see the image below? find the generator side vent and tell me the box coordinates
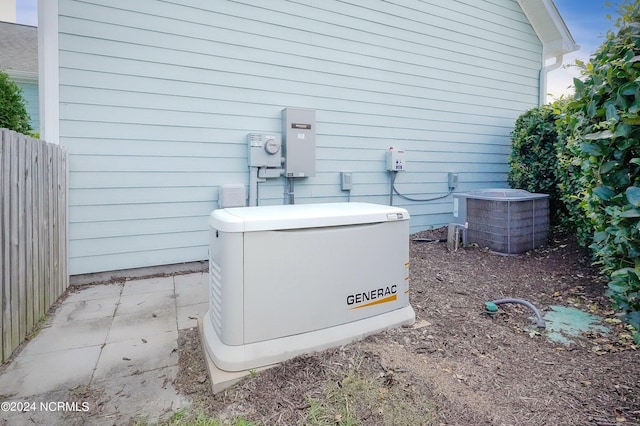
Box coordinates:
[209,255,223,335]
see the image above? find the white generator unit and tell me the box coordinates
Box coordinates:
[203,202,415,371]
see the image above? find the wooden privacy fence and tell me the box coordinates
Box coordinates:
[0,129,68,363]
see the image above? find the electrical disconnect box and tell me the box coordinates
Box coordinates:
[282,108,316,177]
[386,148,406,171]
[248,133,282,168]
[341,171,353,191]
[448,172,459,190]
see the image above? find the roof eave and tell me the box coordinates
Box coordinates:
[518,0,580,59]
[5,69,38,83]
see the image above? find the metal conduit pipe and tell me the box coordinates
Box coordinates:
[486,298,546,329]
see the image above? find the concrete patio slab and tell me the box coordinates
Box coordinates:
[175,283,208,307]
[50,296,120,324]
[114,289,176,316]
[0,272,210,425]
[0,388,81,426]
[63,283,123,303]
[106,307,177,343]
[0,346,101,398]
[93,330,179,380]
[121,276,175,296]
[174,271,207,288]
[20,315,112,356]
[177,302,208,330]
[91,365,189,425]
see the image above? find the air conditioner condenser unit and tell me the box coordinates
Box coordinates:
[202,202,415,372]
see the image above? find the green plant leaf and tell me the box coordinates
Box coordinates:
[612,123,632,138]
[626,186,640,206]
[580,142,603,155]
[600,161,618,173]
[623,311,640,337]
[593,186,616,201]
[612,268,633,279]
[609,281,630,294]
[620,208,640,218]
[619,81,638,95]
[606,103,620,120]
[584,130,614,140]
[574,77,585,94]
[610,168,631,187]
[594,231,609,242]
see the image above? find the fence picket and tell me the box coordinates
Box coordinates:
[9,132,19,353]
[25,138,34,334]
[0,129,68,362]
[1,131,12,361]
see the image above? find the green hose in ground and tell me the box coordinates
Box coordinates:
[484,298,546,328]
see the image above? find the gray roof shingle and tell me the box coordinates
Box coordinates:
[0,21,37,74]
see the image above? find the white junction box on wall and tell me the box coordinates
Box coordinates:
[386,148,406,171]
[203,202,415,372]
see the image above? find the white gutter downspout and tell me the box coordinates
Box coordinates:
[38,0,60,144]
[539,53,564,105]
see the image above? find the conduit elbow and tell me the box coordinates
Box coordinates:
[485,298,546,329]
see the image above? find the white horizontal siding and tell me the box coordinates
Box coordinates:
[69,201,214,222]
[59,0,543,274]
[69,245,207,275]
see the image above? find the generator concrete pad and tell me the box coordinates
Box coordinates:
[197,317,277,394]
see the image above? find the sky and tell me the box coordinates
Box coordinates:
[547,0,618,101]
[12,0,619,102]
[15,0,36,26]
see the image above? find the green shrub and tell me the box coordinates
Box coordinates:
[510,2,640,341]
[0,69,32,134]
[508,103,564,224]
[555,102,595,246]
[562,1,640,340]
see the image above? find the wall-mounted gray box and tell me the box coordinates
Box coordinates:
[248,133,282,168]
[282,108,316,177]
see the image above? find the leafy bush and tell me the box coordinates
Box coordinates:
[509,2,640,341]
[555,102,595,246]
[0,69,32,134]
[508,104,564,224]
[562,1,640,340]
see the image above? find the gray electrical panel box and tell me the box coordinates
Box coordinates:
[448,172,459,190]
[341,171,353,191]
[248,133,282,168]
[282,108,316,177]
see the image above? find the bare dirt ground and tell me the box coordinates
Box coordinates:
[174,230,640,426]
